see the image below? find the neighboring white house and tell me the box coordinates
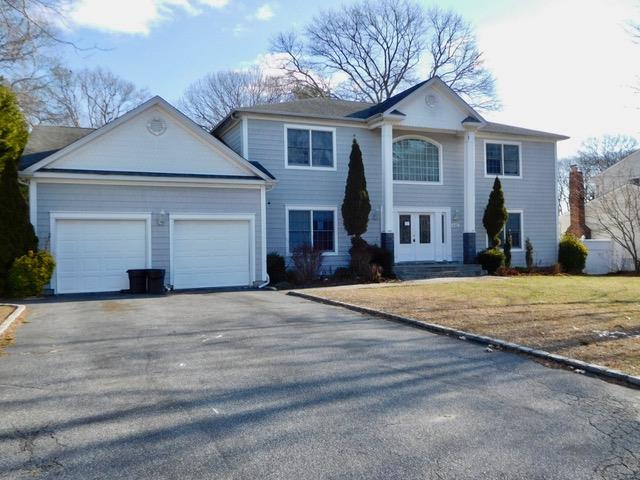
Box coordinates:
[20,77,568,294]
[561,150,640,273]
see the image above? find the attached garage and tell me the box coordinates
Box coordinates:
[51,213,151,294]
[170,215,255,289]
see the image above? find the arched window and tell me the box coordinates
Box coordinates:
[393,137,441,183]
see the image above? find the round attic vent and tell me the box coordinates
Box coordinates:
[425,94,437,109]
[147,117,167,136]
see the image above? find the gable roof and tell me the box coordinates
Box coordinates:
[216,77,568,141]
[593,149,640,180]
[21,97,275,182]
[20,126,95,170]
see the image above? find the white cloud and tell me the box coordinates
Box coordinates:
[65,0,229,35]
[254,4,274,21]
[476,0,640,157]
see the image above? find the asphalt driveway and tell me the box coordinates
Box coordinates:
[1,291,639,479]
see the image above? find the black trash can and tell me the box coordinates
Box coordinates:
[127,269,147,294]
[146,269,166,295]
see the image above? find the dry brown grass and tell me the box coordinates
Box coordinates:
[0,306,26,355]
[307,276,640,376]
[0,305,15,322]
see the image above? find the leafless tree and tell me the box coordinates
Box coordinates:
[425,7,498,110]
[179,66,291,130]
[38,66,149,128]
[270,0,497,109]
[558,135,639,207]
[591,183,640,273]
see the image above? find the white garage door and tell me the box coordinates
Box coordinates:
[172,219,252,289]
[55,218,148,294]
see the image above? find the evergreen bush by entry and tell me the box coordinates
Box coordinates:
[8,250,55,298]
[477,248,505,274]
[341,138,371,239]
[558,234,588,274]
[482,177,508,248]
[267,252,287,284]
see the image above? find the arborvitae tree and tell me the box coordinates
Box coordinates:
[0,87,37,294]
[341,138,371,239]
[0,86,28,173]
[482,177,508,248]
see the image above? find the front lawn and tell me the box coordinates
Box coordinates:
[306,276,640,376]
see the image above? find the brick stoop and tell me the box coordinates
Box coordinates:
[393,261,485,280]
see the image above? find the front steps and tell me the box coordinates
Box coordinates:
[393,261,485,281]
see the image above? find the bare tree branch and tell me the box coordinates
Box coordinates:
[269,0,498,109]
[179,66,292,130]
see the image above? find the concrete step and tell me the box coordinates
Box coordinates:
[393,262,485,281]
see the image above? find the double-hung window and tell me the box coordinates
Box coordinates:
[285,125,336,169]
[287,208,337,254]
[485,142,521,177]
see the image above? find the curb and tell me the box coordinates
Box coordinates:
[0,304,26,338]
[288,290,640,389]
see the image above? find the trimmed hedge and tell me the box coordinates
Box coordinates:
[267,252,287,284]
[558,234,588,274]
[8,250,55,298]
[477,248,505,274]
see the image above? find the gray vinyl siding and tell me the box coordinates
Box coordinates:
[475,139,558,267]
[247,118,382,273]
[36,183,264,285]
[393,130,465,262]
[219,122,243,156]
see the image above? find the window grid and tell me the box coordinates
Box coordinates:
[494,212,523,249]
[393,138,440,182]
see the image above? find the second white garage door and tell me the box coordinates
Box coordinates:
[171,217,253,289]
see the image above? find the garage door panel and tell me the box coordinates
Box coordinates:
[173,219,251,289]
[55,219,148,294]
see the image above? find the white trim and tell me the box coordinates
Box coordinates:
[392,206,453,261]
[49,212,152,294]
[28,180,37,230]
[241,117,249,159]
[463,129,477,233]
[284,205,339,256]
[483,140,523,179]
[381,123,394,233]
[283,124,337,171]
[477,133,560,144]
[27,174,268,189]
[392,134,444,185]
[260,186,267,282]
[169,213,256,288]
[24,96,272,182]
[485,209,525,251]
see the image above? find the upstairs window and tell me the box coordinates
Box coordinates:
[486,142,521,177]
[393,137,441,183]
[285,125,335,169]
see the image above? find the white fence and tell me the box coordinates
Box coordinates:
[583,239,614,274]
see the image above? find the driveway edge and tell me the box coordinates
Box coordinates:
[0,304,26,337]
[288,290,640,389]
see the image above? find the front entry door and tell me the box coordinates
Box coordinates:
[396,213,435,262]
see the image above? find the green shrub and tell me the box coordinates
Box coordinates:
[558,234,588,274]
[349,237,372,279]
[7,250,55,297]
[477,248,505,274]
[525,237,534,270]
[368,244,393,278]
[267,252,287,284]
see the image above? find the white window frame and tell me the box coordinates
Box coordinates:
[392,135,444,185]
[485,209,524,251]
[483,140,522,179]
[284,124,337,171]
[285,205,339,256]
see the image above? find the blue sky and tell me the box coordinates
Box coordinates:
[60,0,640,157]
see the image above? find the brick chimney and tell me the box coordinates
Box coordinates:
[566,165,591,238]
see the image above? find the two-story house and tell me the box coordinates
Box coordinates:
[20,77,568,294]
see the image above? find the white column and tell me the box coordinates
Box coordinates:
[381,123,394,233]
[463,129,476,233]
[29,179,37,230]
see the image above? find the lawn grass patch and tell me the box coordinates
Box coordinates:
[306,276,640,376]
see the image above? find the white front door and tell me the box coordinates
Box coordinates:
[395,211,449,262]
